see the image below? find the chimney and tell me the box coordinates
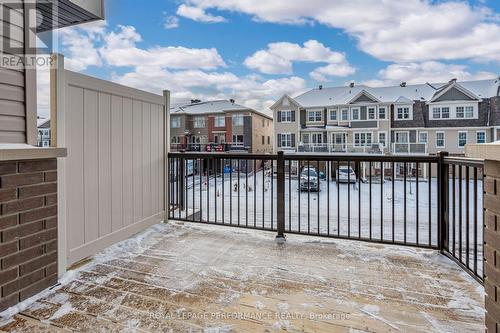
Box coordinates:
[319,85,323,90]
[449,78,457,83]
[349,82,354,88]
[229,99,235,104]
[400,82,407,87]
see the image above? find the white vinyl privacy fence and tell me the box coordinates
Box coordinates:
[51,54,168,273]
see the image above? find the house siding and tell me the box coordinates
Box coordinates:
[0,2,29,144]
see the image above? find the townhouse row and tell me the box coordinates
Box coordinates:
[271,78,500,156]
[169,100,273,154]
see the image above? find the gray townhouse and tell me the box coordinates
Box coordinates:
[271,78,500,156]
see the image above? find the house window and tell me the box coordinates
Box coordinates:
[329,109,337,121]
[395,132,409,143]
[341,109,349,121]
[432,107,441,119]
[232,134,243,143]
[171,117,180,128]
[378,132,386,147]
[267,136,270,145]
[280,110,292,122]
[368,107,376,120]
[436,132,445,148]
[280,133,293,147]
[232,114,244,126]
[378,107,386,120]
[419,132,428,144]
[308,110,322,122]
[214,115,225,127]
[311,133,323,144]
[441,107,450,119]
[456,107,464,118]
[397,107,410,120]
[476,131,486,144]
[262,136,265,144]
[351,108,360,120]
[193,116,205,128]
[465,106,474,118]
[458,131,467,147]
[354,132,372,147]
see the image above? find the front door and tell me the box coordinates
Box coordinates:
[332,133,346,151]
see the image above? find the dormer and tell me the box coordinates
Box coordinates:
[348,90,380,104]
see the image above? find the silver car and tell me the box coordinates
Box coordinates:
[300,167,320,192]
[337,166,357,183]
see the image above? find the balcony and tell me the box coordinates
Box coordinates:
[170,143,250,153]
[298,143,385,154]
[392,143,428,154]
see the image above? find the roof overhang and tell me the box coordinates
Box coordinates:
[36,0,105,32]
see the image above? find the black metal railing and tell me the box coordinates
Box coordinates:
[442,156,484,283]
[168,151,484,283]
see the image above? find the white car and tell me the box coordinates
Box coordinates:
[337,166,356,183]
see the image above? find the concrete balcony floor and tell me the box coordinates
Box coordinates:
[0,222,484,332]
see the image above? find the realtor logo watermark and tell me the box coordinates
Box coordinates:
[1,0,57,70]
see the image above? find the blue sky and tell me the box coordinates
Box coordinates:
[38,0,500,116]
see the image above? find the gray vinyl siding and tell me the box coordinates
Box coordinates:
[434,87,474,102]
[0,2,27,143]
[351,121,378,128]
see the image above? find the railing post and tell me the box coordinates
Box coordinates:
[438,151,449,252]
[179,154,185,211]
[276,151,286,243]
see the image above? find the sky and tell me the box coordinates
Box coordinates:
[37,0,500,119]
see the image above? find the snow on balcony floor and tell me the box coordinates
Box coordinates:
[0,222,484,332]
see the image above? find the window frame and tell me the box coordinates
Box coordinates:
[279,110,292,123]
[280,133,293,148]
[436,131,445,148]
[193,116,206,128]
[458,131,468,148]
[396,106,411,120]
[232,114,244,126]
[351,107,360,121]
[171,116,181,128]
[307,110,323,122]
[419,131,428,144]
[329,109,337,121]
[378,131,387,147]
[341,108,349,121]
[214,115,225,127]
[354,132,373,147]
[378,107,386,120]
[476,130,486,144]
[368,107,376,120]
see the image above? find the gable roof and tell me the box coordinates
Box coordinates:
[290,78,500,108]
[171,100,272,119]
[347,90,381,104]
[430,81,481,102]
[37,119,50,129]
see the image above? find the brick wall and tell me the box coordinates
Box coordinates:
[0,159,58,312]
[485,159,500,332]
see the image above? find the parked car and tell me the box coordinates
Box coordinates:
[300,167,320,192]
[337,166,357,183]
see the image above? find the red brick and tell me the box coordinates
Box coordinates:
[19,274,57,301]
[1,197,44,215]
[0,188,16,202]
[45,217,57,229]
[0,292,18,312]
[0,241,17,257]
[18,160,56,173]
[46,240,57,253]
[0,163,16,176]
[0,267,17,285]
[2,245,44,270]
[44,171,57,182]
[0,215,17,229]
[45,193,57,206]
[2,220,44,242]
[0,173,44,189]
[19,252,57,276]
[19,205,57,224]
[19,228,57,250]
[2,268,44,297]
[18,183,57,199]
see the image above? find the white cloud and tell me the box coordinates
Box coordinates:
[164,14,180,29]
[244,40,355,81]
[176,4,226,23]
[180,0,500,63]
[377,62,497,85]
